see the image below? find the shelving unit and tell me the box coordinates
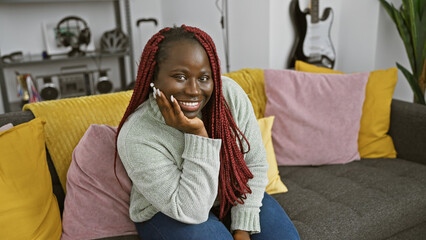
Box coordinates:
[0,0,135,112]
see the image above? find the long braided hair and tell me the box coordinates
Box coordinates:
[116,25,253,220]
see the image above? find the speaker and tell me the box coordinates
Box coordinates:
[40,77,59,100]
[96,71,113,94]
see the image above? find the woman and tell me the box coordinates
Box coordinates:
[116,25,299,240]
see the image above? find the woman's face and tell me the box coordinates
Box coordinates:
[154,40,214,119]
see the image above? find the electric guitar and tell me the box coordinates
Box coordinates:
[288,0,336,69]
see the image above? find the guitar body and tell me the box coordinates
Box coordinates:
[288,0,335,69]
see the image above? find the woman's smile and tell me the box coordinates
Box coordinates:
[178,100,202,112]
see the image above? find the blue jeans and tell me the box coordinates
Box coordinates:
[134,193,300,240]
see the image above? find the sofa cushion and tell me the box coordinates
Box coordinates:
[0,123,13,131]
[273,158,426,240]
[295,60,398,159]
[0,118,62,240]
[0,110,65,215]
[264,69,369,165]
[61,124,138,240]
[223,68,266,119]
[257,116,288,194]
[23,91,133,192]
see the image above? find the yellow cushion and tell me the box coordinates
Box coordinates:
[23,91,133,191]
[295,60,344,74]
[0,118,62,240]
[257,116,288,194]
[224,68,266,119]
[295,60,397,158]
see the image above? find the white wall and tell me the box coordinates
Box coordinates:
[269,0,292,69]
[333,0,381,72]
[131,0,270,73]
[374,0,413,102]
[159,0,228,71]
[128,0,162,69]
[227,0,270,71]
[0,0,413,113]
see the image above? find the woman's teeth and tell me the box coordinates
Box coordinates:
[180,101,199,106]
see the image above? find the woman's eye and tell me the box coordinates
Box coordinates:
[199,75,210,81]
[174,75,186,81]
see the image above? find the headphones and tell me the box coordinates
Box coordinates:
[56,16,91,47]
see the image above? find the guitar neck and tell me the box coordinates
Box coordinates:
[311,0,319,23]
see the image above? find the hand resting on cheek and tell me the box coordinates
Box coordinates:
[153,86,208,138]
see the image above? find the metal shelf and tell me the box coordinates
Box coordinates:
[0,0,114,3]
[1,51,129,67]
[0,0,134,113]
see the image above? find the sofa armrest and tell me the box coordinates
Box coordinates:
[0,110,35,126]
[389,99,426,165]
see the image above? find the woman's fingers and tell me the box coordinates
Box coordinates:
[156,89,183,120]
[155,89,174,119]
[156,89,186,125]
[170,95,183,116]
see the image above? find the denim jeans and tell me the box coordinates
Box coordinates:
[134,193,300,240]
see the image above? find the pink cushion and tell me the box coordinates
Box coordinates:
[0,123,13,132]
[264,69,369,165]
[61,124,137,239]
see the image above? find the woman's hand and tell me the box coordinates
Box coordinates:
[155,89,208,138]
[233,230,250,240]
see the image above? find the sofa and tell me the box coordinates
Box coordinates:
[1,67,426,240]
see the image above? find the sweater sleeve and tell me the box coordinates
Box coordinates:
[222,76,269,234]
[118,128,222,224]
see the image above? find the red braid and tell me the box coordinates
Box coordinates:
[113,28,168,186]
[117,28,169,133]
[115,25,253,221]
[184,26,253,219]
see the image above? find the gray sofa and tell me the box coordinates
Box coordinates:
[1,99,425,240]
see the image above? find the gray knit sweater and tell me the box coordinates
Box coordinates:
[117,76,268,233]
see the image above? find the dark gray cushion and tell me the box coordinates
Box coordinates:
[273,158,426,240]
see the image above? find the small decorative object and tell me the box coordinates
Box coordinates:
[1,51,23,63]
[16,73,41,105]
[41,51,50,60]
[100,28,129,53]
[380,0,426,104]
